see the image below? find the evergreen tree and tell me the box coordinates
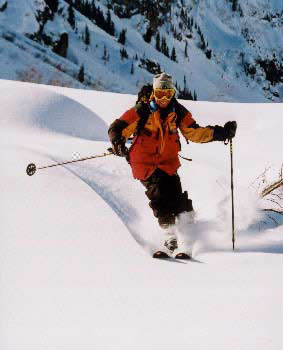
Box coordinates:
[178,86,193,100]
[194,90,197,101]
[85,25,90,46]
[232,0,237,12]
[185,40,188,57]
[155,32,161,51]
[53,33,69,58]
[161,36,169,57]
[45,0,58,14]
[175,81,179,91]
[95,6,105,29]
[106,8,111,25]
[180,8,185,21]
[130,62,134,75]
[67,5,75,30]
[38,5,52,23]
[118,29,127,45]
[165,44,169,57]
[0,1,7,12]
[78,64,84,83]
[143,27,153,43]
[161,37,166,55]
[120,47,129,60]
[205,49,212,59]
[170,47,177,62]
[102,45,108,63]
[106,9,115,36]
[187,17,191,31]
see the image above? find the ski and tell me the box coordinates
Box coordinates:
[153,250,196,262]
[152,251,171,259]
[174,252,191,260]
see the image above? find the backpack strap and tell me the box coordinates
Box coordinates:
[134,102,151,136]
[134,83,154,136]
[174,99,190,126]
[126,102,151,158]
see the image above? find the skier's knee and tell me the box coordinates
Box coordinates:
[145,185,160,201]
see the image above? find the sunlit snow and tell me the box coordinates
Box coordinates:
[0,80,282,349]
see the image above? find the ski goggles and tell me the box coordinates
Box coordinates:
[154,88,175,100]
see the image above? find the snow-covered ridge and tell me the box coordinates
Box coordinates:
[0,0,282,102]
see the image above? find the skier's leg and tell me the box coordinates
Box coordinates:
[140,169,185,252]
[175,190,195,224]
[175,191,196,256]
[140,168,182,226]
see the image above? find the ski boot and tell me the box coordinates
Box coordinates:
[157,215,178,255]
[164,227,178,254]
[164,235,178,253]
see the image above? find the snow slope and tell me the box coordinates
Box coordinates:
[0,80,283,349]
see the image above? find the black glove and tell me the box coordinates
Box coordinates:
[213,121,237,141]
[111,137,128,157]
[224,121,237,139]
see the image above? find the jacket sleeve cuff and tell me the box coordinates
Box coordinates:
[108,119,129,143]
[212,125,227,141]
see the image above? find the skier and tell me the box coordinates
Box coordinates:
[108,72,237,257]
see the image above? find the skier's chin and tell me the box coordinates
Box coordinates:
[156,99,171,108]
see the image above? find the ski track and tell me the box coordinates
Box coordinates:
[57,160,151,251]
[46,154,205,259]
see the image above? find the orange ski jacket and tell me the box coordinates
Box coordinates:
[109,100,215,180]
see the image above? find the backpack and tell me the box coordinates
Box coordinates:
[136,83,153,104]
[135,84,153,135]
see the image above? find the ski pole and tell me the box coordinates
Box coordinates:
[179,154,192,162]
[26,148,114,176]
[229,138,236,251]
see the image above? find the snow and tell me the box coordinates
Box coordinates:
[0,79,283,348]
[0,0,44,34]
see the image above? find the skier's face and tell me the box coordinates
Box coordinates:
[154,88,175,108]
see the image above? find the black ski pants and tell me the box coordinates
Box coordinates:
[140,168,193,227]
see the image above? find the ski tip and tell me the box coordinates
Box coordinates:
[174,252,191,260]
[153,251,170,259]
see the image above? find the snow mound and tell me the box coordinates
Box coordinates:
[0,81,108,141]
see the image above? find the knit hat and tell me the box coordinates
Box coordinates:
[153,73,175,90]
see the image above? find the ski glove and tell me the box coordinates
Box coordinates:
[213,121,237,142]
[111,137,128,157]
[224,121,237,139]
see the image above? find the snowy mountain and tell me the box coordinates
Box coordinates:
[0,0,282,102]
[1,79,283,349]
